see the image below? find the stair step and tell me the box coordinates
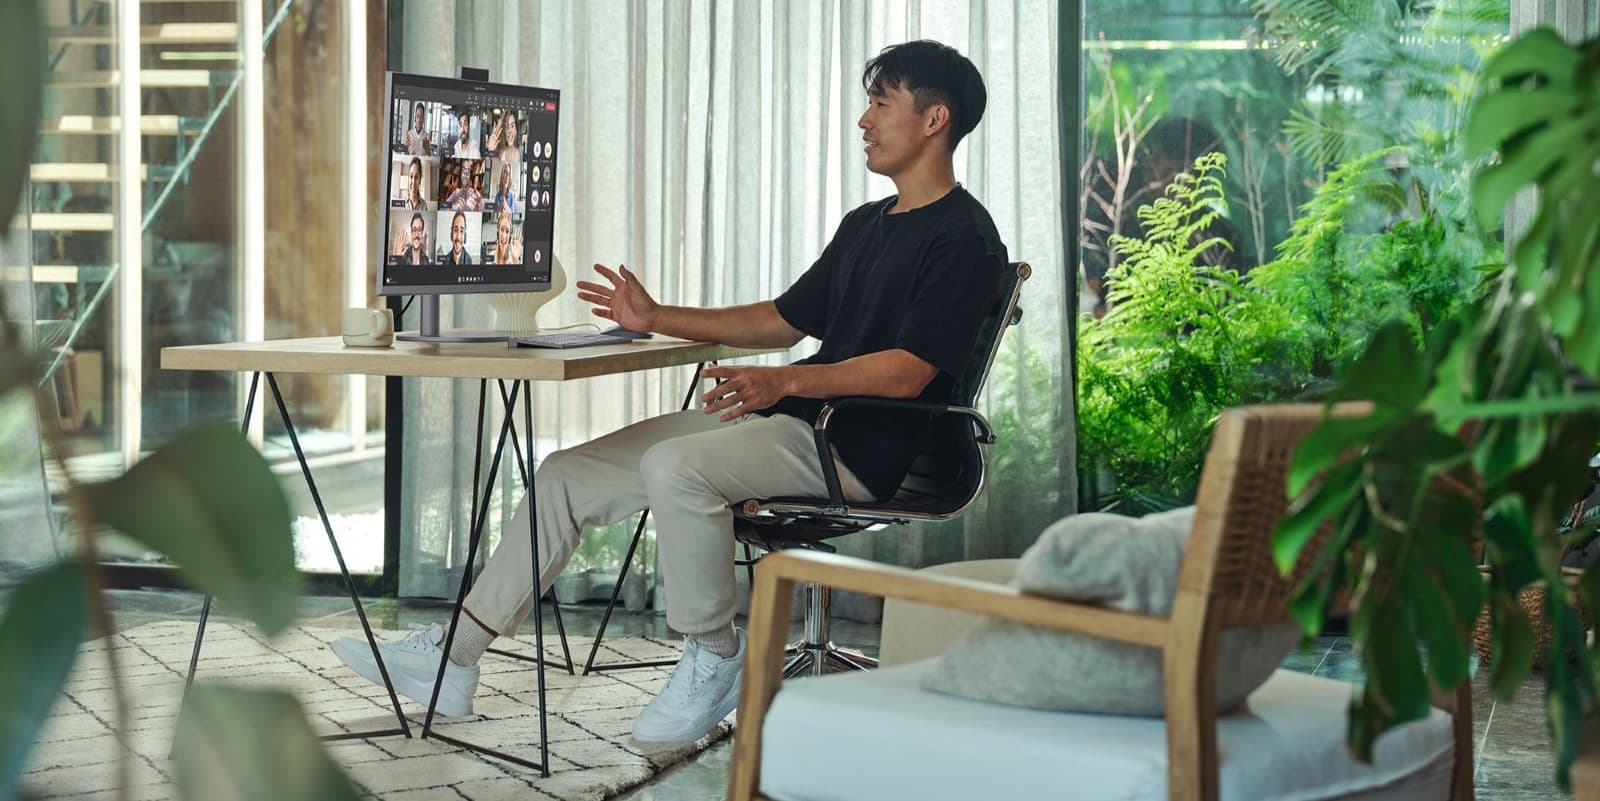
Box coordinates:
[0,265,113,284]
[31,163,153,182]
[31,213,115,232]
[46,23,239,45]
[42,115,183,136]
[48,70,220,89]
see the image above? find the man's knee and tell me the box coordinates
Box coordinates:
[639,439,703,494]
[535,447,577,487]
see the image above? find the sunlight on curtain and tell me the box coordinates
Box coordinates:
[394,1,1074,616]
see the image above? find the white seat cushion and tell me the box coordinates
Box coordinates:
[759,662,1454,801]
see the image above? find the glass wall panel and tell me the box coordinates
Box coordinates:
[1077,0,1508,512]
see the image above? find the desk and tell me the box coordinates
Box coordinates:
[162,335,774,774]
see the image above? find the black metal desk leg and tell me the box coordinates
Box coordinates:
[266,373,412,740]
[421,381,551,774]
[581,362,707,674]
[484,379,574,674]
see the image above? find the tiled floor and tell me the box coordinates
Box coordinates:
[15,588,1570,800]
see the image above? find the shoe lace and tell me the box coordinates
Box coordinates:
[661,640,723,706]
[395,623,442,653]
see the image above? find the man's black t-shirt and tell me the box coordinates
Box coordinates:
[762,185,1008,500]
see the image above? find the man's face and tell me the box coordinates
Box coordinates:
[452,215,466,249]
[410,219,425,250]
[408,163,421,196]
[413,104,425,132]
[459,115,471,144]
[857,83,939,177]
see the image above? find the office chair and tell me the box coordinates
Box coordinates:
[733,261,1030,677]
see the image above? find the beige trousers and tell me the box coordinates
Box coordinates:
[462,410,874,636]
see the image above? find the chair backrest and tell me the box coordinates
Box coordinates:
[1176,403,1366,629]
[887,261,1029,515]
[953,261,1030,408]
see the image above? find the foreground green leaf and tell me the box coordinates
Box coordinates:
[1274,460,1362,575]
[0,0,42,234]
[84,422,300,636]
[1286,410,1396,498]
[174,686,362,801]
[0,562,89,798]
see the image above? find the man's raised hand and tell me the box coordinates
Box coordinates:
[577,264,660,333]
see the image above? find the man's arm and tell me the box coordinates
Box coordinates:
[700,350,937,422]
[650,301,805,350]
[576,264,805,349]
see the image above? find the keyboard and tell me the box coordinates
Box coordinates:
[509,329,650,349]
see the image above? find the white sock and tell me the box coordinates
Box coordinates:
[448,615,496,667]
[688,624,739,658]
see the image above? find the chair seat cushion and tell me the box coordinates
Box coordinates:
[759,662,1454,801]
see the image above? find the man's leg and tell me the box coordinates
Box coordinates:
[631,413,873,743]
[331,409,724,715]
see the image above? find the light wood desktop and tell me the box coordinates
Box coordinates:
[160,334,776,381]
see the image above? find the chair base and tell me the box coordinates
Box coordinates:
[783,641,879,678]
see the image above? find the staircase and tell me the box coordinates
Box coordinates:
[24,0,289,470]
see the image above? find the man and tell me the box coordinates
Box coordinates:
[397,213,430,265]
[448,109,480,159]
[442,211,473,266]
[403,101,432,155]
[334,40,1005,746]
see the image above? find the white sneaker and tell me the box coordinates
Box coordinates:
[331,623,480,717]
[632,629,744,745]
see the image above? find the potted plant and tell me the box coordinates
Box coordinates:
[1273,27,1600,790]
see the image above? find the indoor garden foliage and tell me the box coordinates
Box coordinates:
[1077,0,1502,512]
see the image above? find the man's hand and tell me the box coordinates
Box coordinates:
[701,365,792,422]
[577,264,661,332]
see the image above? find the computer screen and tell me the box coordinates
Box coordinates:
[377,72,559,295]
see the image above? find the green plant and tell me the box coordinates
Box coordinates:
[1077,152,1269,510]
[0,4,360,799]
[1274,28,1600,789]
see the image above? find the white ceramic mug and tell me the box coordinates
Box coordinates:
[341,307,394,348]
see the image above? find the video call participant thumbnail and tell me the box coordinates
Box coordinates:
[391,155,437,211]
[401,100,433,156]
[446,107,480,160]
[438,210,481,266]
[389,210,433,265]
[485,109,524,170]
[490,160,521,214]
[439,157,485,211]
[483,210,523,265]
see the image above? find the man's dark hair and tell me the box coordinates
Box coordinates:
[861,40,987,149]
[453,210,467,227]
[410,212,425,228]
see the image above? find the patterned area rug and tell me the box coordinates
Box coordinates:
[24,621,729,801]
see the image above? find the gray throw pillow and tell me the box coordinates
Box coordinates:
[921,506,1300,716]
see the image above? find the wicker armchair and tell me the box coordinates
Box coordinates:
[729,403,1475,801]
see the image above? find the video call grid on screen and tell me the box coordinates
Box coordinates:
[379,72,559,293]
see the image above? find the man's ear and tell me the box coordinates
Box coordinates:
[922,104,952,141]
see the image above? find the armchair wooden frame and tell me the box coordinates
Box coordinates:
[729,403,1475,801]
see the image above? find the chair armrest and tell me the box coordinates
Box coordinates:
[764,550,1167,645]
[808,396,996,507]
[728,550,1169,801]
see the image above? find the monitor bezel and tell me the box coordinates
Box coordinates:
[376,71,558,297]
